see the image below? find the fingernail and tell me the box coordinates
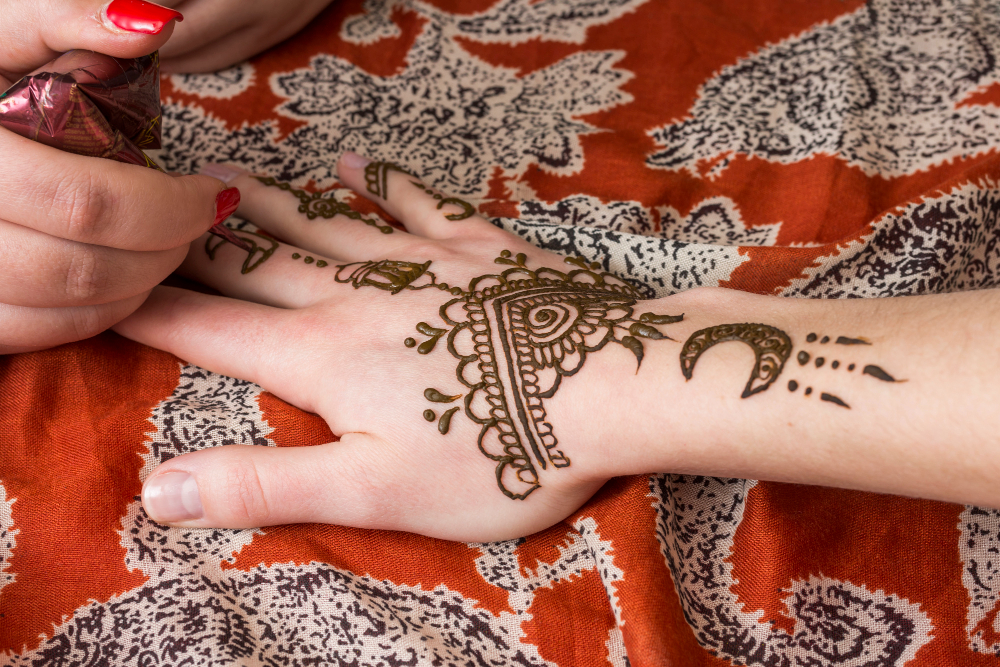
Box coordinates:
[200,163,244,184]
[214,187,241,226]
[341,152,372,169]
[105,0,183,35]
[143,471,203,523]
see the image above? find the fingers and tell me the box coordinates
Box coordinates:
[138,432,604,540]
[337,153,489,240]
[0,0,181,79]
[0,291,149,354]
[199,163,414,261]
[0,127,233,251]
[139,435,396,530]
[0,218,187,307]
[158,0,333,73]
[177,231,339,309]
[114,284,297,382]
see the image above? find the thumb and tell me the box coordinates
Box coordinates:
[0,0,182,78]
[140,435,395,531]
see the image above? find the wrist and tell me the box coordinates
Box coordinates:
[546,286,760,481]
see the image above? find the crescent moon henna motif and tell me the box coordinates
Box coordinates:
[680,323,793,398]
[409,180,477,221]
[334,250,683,500]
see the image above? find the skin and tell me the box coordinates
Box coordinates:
[155,0,336,72]
[114,153,1000,542]
[0,0,233,353]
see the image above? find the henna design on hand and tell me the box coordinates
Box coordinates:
[752,333,906,410]
[255,176,394,234]
[291,253,329,267]
[334,250,682,500]
[364,161,413,200]
[362,162,476,220]
[205,229,278,274]
[680,324,793,398]
[409,180,476,221]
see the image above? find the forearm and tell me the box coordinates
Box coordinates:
[550,287,1000,507]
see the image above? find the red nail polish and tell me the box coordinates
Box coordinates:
[209,187,252,251]
[106,0,183,35]
[214,187,241,226]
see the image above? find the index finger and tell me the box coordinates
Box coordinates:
[0,126,235,250]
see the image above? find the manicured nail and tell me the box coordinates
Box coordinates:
[200,163,244,184]
[209,187,252,251]
[105,0,183,35]
[214,187,241,226]
[341,152,371,169]
[143,471,203,523]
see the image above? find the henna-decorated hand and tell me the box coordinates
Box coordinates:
[115,153,1000,537]
[115,153,693,541]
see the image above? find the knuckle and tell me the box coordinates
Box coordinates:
[68,304,110,341]
[221,457,271,525]
[63,246,111,302]
[406,239,449,262]
[53,172,112,241]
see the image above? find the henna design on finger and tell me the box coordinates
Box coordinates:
[334,250,682,500]
[364,161,413,201]
[254,176,394,234]
[409,180,476,221]
[205,229,278,274]
[291,253,329,268]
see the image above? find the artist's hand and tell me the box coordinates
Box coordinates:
[113,153,693,541]
[155,0,335,73]
[0,0,239,353]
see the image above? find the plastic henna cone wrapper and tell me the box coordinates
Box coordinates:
[0,50,250,251]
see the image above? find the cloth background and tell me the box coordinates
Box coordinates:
[2,0,1000,664]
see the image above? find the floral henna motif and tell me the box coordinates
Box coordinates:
[334,250,682,499]
[255,176,394,234]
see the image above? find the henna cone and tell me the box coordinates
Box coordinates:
[0,50,249,250]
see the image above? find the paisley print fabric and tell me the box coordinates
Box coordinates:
[2,1,999,664]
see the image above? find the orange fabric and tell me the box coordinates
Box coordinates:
[3,0,1000,664]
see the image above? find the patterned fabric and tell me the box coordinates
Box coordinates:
[2,0,1000,664]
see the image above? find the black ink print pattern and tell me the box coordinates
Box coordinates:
[651,475,933,666]
[648,0,1000,178]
